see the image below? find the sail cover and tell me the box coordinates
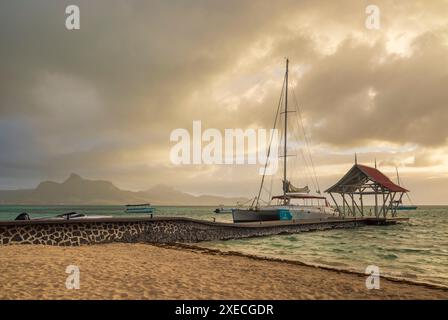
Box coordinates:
[283,180,310,193]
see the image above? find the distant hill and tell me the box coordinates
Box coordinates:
[0,173,248,206]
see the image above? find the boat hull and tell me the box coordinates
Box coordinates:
[125,208,154,213]
[232,206,335,223]
[395,205,418,211]
[214,208,234,214]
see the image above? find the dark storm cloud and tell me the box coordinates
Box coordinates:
[294,31,448,147]
[0,0,448,203]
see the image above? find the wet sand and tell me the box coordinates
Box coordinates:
[0,243,447,299]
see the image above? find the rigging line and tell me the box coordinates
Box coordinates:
[405,192,414,205]
[292,90,320,192]
[255,74,286,208]
[290,117,316,191]
[270,117,283,202]
[291,102,315,190]
[267,107,284,201]
[266,122,280,205]
[267,168,274,204]
[291,90,317,185]
[295,145,315,190]
[396,170,415,206]
[292,114,316,190]
[258,198,271,205]
[238,197,255,207]
[292,88,321,193]
[399,174,415,205]
[299,148,317,191]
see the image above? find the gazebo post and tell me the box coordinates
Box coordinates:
[329,193,341,217]
[387,192,396,216]
[374,185,379,218]
[360,192,364,217]
[351,194,356,217]
[342,194,354,216]
[393,192,404,217]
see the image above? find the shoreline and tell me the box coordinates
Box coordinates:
[1,242,447,299]
[174,243,448,291]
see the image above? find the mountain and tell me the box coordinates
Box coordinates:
[137,185,249,206]
[0,173,248,206]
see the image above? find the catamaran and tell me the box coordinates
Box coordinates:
[232,59,336,223]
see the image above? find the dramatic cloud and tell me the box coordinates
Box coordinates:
[0,0,447,203]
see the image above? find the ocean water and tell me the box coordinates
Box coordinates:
[0,205,447,287]
[199,207,448,287]
[0,205,231,223]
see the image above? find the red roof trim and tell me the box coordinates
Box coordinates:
[356,164,409,192]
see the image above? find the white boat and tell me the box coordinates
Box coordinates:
[233,59,336,223]
[214,206,234,214]
[125,203,154,214]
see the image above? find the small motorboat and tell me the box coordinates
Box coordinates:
[214,206,234,214]
[395,205,418,211]
[125,203,154,214]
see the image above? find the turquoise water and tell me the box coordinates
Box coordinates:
[0,205,447,287]
[198,207,448,287]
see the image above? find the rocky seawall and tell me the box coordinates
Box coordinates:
[0,216,390,246]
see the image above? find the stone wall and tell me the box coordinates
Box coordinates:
[0,217,367,246]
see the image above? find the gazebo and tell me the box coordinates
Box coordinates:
[325,162,408,218]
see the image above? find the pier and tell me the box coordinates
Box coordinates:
[0,216,408,246]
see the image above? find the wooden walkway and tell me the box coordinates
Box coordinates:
[235,216,409,227]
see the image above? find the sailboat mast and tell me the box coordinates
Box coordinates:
[283,58,289,200]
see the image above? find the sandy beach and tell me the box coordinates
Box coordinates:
[0,243,447,300]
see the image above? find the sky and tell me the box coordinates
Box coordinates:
[0,0,448,204]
